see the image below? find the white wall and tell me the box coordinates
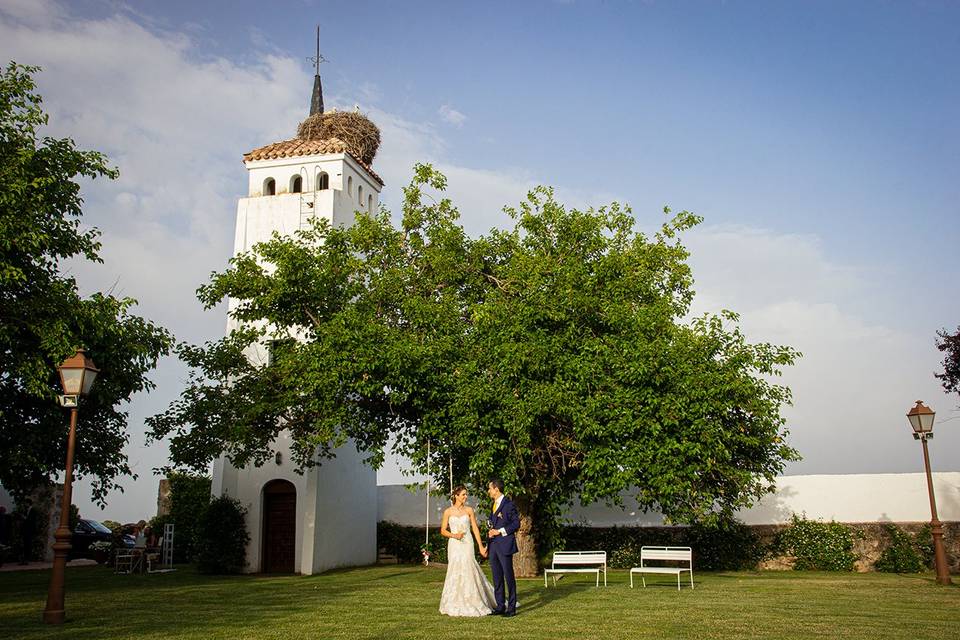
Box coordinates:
[377,472,960,527]
[214,435,377,574]
[213,431,309,573]
[244,154,380,214]
[301,443,378,574]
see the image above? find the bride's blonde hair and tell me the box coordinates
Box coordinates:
[450,484,467,503]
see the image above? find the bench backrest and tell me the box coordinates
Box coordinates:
[640,546,692,567]
[552,550,607,567]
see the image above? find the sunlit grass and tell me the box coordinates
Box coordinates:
[1,564,956,639]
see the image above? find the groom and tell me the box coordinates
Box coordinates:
[486,478,519,617]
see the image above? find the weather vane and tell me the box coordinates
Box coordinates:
[307,25,327,76]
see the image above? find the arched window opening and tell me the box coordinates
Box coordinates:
[347,176,353,197]
[357,185,364,207]
[291,175,302,193]
[263,178,276,196]
[367,194,373,211]
[316,171,329,190]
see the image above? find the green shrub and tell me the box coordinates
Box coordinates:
[776,514,857,571]
[558,521,764,571]
[378,520,769,571]
[195,496,248,574]
[167,473,212,563]
[560,525,676,569]
[687,518,764,570]
[874,524,925,573]
[913,524,935,569]
[377,521,449,564]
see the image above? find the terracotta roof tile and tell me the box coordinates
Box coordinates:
[243,137,384,185]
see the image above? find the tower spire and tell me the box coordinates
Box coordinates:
[308,25,325,116]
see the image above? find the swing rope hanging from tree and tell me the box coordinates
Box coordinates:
[422,439,454,566]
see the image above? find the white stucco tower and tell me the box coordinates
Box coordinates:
[210,63,382,575]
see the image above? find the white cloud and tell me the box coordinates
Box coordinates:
[0,0,58,25]
[438,103,467,127]
[686,227,957,476]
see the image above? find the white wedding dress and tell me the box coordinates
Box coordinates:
[439,513,498,617]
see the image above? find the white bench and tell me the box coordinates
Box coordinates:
[630,546,694,591]
[544,551,607,587]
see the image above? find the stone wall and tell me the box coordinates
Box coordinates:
[753,521,960,573]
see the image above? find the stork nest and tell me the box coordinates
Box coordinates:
[296,110,381,165]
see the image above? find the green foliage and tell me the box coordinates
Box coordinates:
[10,501,48,561]
[101,518,127,549]
[380,520,764,571]
[561,521,764,570]
[0,62,172,505]
[686,518,765,571]
[101,519,121,532]
[874,524,926,573]
[166,473,211,563]
[776,514,857,571]
[377,521,449,564]
[562,525,675,569]
[150,162,799,568]
[914,524,935,568]
[195,495,248,574]
[68,503,80,531]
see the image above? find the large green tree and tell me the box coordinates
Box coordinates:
[935,326,960,404]
[0,63,172,504]
[149,164,799,575]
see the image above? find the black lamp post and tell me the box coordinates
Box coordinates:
[43,349,98,624]
[906,400,952,586]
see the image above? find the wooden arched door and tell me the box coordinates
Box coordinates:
[262,479,296,573]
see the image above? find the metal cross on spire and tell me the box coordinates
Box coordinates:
[307,25,326,116]
[306,25,327,75]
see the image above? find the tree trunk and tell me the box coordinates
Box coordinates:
[512,500,538,578]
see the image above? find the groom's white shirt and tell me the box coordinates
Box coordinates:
[493,496,507,537]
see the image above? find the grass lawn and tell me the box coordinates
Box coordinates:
[1,564,957,639]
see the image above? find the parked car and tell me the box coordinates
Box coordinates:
[70,519,114,561]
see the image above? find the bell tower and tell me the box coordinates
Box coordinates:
[211,35,381,575]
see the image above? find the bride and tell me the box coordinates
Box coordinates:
[438,485,497,617]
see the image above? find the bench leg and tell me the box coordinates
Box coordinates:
[690,570,694,590]
[677,573,681,591]
[544,571,547,588]
[603,566,607,587]
[630,572,634,588]
[642,575,646,588]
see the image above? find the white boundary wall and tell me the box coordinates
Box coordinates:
[377,472,960,527]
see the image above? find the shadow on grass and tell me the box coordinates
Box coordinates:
[0,564,390,639]
[516,585,576,613]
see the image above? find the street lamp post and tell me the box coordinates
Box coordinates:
[906,400,952,586]
[43,349,98,625]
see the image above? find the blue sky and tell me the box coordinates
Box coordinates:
[1,0,958,522]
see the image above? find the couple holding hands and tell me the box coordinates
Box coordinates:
[438,479,519,617]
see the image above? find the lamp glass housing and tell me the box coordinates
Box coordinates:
[57,350,99,397]
[59,369,84,396]
[906,401,935,434]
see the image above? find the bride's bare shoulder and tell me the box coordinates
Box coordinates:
[465,506,476,514]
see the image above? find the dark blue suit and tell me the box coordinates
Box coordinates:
[488,497,520,613]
